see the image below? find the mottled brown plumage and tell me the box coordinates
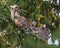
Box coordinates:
[10,5,50,42]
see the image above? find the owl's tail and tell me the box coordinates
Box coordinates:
[29,26,50,42]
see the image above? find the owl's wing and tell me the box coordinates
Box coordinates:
[14,15,50,42]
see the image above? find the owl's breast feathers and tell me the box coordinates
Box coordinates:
[14,14,32,27]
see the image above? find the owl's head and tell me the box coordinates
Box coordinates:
[10,5,19,12]
[10,5,19,21]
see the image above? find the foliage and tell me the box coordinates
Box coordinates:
[0,0,60,48]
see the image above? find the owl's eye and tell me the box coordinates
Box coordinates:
[15,7,17,8]
[12,8,13,10]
